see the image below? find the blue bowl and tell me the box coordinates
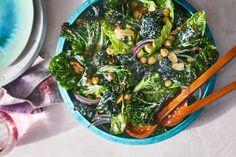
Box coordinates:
[56,0,217,145]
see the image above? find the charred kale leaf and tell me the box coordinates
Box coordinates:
[97,65,134,92]
[174,4,191,27]
[48,52,84,90]
[103,0,139,28]
[140,10,164,39]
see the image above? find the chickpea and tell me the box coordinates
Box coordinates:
[144,44,153,53]
[157,53,164,61]
[70,61,84,74]
[140,57,148,64]
[86,79,93,86]
[171,27,181,35]
[137,50,144,58]
[168,52,178,63]
[160,48,170,57]
[148,5,156,12]
[92,76,99,85]
[172,62,185,71]
[164,39,172,47]
[167,35,175,41]
[124,94,132,101]
[115,93,124,104]
[163,8,170,17]
[133,10,142,19]
[148,56,157,65]
[164,80,172,87]
[163,16,169,24]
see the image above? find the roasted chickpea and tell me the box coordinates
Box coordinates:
[164,39,172,47]
[163,16,169,24]
[144,44,153,53]
[157,53,164,61]
[124,94,132,101]
[133,10,142,19]
[92,76,99,85]
[137,50,144,58]
[160,48,170,57]
[86,79,93,86]
[172,62,185,71]
[168,52,178,63]
[163,8,170,17]
[167,35,175,41]
[140,57,148,64]
[164,80,172,87]
[148,56,157,65]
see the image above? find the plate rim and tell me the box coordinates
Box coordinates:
[0,0,47,86]
[0,0,34,71]
[56,0,217,145]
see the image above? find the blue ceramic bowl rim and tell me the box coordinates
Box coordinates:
[56,0,217,145]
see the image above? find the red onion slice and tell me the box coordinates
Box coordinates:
[74,94,100,105]
[132,39,155,56]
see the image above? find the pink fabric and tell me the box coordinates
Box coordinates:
[0,58,63,114]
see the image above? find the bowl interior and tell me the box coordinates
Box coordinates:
[56,0,217,145]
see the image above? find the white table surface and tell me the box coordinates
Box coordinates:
[7,0,236,157]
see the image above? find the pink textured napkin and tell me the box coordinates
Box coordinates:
[0,57,63,114]
[0,57,63,155]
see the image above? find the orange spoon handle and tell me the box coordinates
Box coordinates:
[187,81,236,115]
[158,46,236,121]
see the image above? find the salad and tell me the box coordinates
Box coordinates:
[49,0,219,137]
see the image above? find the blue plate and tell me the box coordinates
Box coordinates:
[0,0,34,72]
[56,0,217,145]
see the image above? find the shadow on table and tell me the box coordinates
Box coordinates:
[17,103,79,146]
[189,69,236,129]
[190,95,235,129]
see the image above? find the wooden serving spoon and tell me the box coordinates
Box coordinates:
[125,46,236,138]
[162,81,236,127]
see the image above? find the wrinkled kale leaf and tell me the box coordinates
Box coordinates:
[125,95,161,126]
[73,100,97,120]
[48,52,84,90]
[140,10,164,39]
[101,19,134,55]
[96,92,119,116]
[172,11,207,47]
[110,101,127,134]
[152,0,175,52]
[76,85,109,99]
[103,0,139,28]
[174,3,191,27]
[97,65,134,92]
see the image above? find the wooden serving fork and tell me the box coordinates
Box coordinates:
[125,46,236,138]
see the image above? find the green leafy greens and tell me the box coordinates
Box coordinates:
[49,0,219,137]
